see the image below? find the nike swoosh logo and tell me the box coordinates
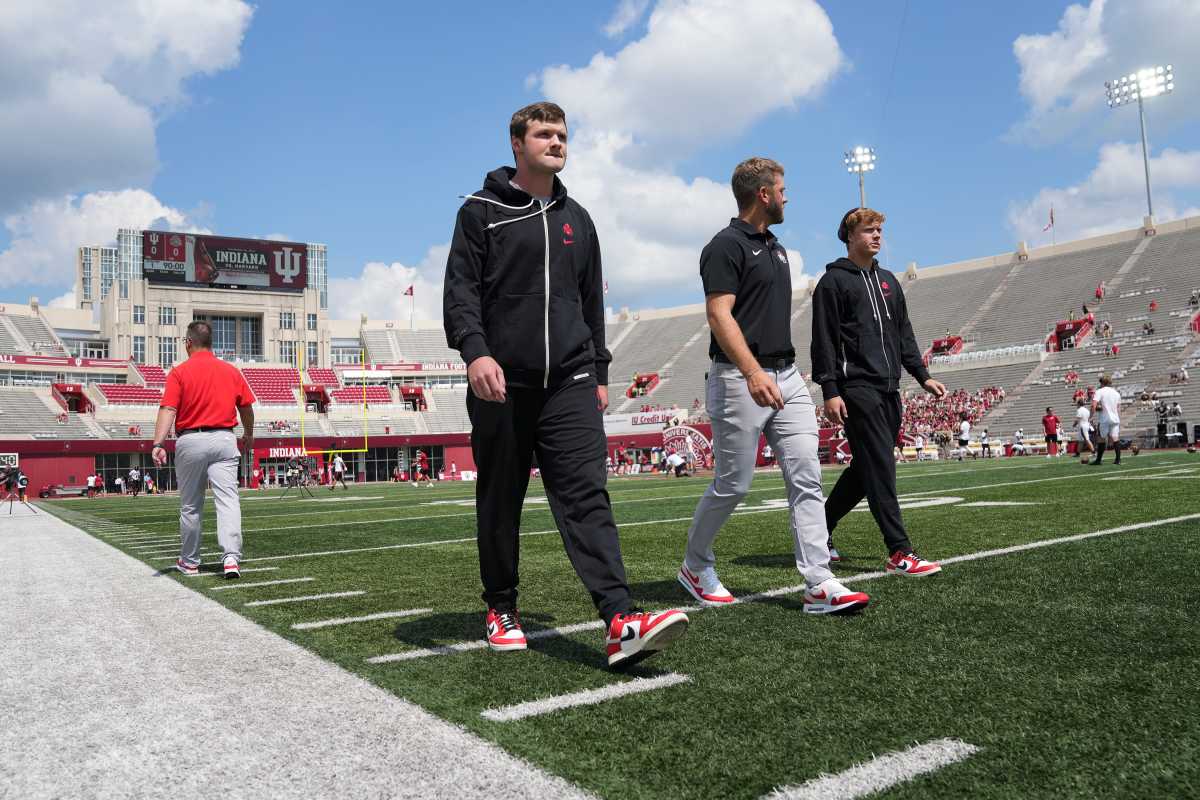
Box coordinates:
[621,625,637,642]
[752,249,763,256]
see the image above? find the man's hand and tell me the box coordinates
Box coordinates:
[922,378,946,398]
[240,434,254,453]
[824,396,849,426]
[467,356,507,403]
[596,385,609,412]
[152,445,167,467]
[747,369,784,410]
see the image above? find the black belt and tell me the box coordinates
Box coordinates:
[714,353,794,371]
[177,426,235,436]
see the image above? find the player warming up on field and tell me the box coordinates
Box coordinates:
[812,208,945,576]
[329,453,349,490]
[678,158,868,615]
[1090,375,1123,465]
[443,101,688,668]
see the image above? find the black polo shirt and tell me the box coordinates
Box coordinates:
[700,218,795,361]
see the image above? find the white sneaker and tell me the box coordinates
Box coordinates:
[222,555,241,579]
[803,578,869,615]
[677,564,734,604]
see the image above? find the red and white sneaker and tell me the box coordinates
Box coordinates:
[677,564,734,605]
[606,609,689,669]
[827,539,843,562]
[886,550,942,577]
[222,555,241,579]
[175,559,199,576]
[485,608,527,652]
[803,579,869,615]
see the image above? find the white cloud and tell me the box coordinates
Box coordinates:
[0,0,253,212]
[1010,0,1200,143]
[47,290,77,309]
[328,245,450,325]
[539,0,843,159]
[0,189,204,290]
[604,0,651,38]
[1008,142,1200,241]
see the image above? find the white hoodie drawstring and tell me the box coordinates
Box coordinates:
[460,194,558,230]
[860,271,881,321]
[873,271,893,320]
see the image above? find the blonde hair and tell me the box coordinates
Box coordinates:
[731,157,784,211]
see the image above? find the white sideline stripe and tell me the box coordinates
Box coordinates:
[762,738,980,800]
[367,620,605,664]
[209,577,314,592]
[293,608,432,630]
[200,566,279,577]
[246,590,366,607]
[899,462,1171,498]
[958,501,1042,507]
[481,673,691,723]
[366,511,1200,664]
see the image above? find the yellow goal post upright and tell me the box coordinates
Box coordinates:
[296,347,370,456]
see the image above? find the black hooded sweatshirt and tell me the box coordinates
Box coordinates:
[443,166,611,389]
[810,257,931,401]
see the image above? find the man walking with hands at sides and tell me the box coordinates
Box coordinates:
[443,101,688,668]
[812,208,946,576]
[330,453,349,490]
[1090,375,1123,465]
[678,158,869,615]
[152,321,255,578]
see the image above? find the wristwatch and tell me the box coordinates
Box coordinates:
[152,442,165,449]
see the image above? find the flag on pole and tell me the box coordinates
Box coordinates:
[403,285,414,296]
[1042,206,1055,232]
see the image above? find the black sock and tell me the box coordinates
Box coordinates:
[1094,441,1106,462]
[1113,442,1122,463]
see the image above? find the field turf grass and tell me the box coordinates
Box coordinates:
[44,452,1200,799]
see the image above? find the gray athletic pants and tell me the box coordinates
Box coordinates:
[684,361,833,588]
[175,430,243,565]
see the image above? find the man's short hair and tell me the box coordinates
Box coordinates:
[838,207,886,243]
[186,320,212,348]
[510,102,567,142]
[1099,374,1112,386]
[731,158,784,211]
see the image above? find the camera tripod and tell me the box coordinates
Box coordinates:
[279,475,315,500]
[3,488,37,515]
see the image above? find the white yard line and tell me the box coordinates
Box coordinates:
[246,590,366,608]
[958,501,1042,507]
[761,738,980,800]
[200,566,279,577]
[292,608,432,631]
[209,577,315,592]
[365,511,1200,664]
[480,673,691,723]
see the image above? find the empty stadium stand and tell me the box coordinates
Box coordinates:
[133,364,167,386]
[241,367,301,404]
[94,384,163,405]
[329,386,393,405]
[2,313,67,354]
[0,388,95,438]
[306,367,341,386]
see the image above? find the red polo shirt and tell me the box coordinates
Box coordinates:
[160,350,255,431]
[1042,414,1059,436]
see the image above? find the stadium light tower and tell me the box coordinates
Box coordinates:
[844,146,876,208]
[1105,65,1174,220]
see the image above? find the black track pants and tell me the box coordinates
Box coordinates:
[468,375,632,624]
[824,387,913,555]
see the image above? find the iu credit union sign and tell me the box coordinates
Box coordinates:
[142,231,308,291]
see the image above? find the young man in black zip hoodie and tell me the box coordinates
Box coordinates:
[443,102,688,669]
[810,208,945,576]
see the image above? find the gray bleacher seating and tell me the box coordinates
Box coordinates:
[361,330,399,363]
[390,329,461,364]
[0,318,21,353]
[0,389,94,438]
[5,315,67,354]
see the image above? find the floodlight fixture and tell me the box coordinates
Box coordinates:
[844,146,876,207]
[1104,64,1176,220]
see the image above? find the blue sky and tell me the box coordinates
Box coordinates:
[2,0,1199,321]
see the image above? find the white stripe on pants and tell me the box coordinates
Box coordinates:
[175,430,243,565]
[684,361,832,587]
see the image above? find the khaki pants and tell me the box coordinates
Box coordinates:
[175,430,242,565]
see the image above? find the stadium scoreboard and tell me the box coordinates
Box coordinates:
[142,231,308,291]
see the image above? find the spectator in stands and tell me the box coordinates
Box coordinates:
[1149,299,1159,312]
[1100,321,1112,338]
[1180,365,1189,384]
[1190,289,1199,308]
[814,206,945,577]
[1143,321,1155,336]
[1096,281,1106,301]
[1169,401,1183,417]
[1068,309,1076,322]
[1111,343,1120,357]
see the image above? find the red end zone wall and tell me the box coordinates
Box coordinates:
[16,454,95,489]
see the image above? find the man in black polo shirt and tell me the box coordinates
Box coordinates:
[677,157,869,616]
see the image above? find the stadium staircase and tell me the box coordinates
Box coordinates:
[955,258,1025,344]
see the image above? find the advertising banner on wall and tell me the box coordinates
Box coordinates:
[142,231,308,291]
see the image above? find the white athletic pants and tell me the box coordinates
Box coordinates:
[684,361,833,588]
[175,430,243,565]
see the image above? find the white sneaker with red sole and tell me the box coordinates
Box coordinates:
[175,559,199,576]
[222,555,241,579]
[886,550,942,577]
[485,608,527,651]
[677,564,734,605]
[606,609,689,670]
[803,579,869,615]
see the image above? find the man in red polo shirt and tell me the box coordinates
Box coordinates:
[152,321,255,578]
[1042,406,1060,457]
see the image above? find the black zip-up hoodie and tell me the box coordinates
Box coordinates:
[443,166,611,389]
[810,257,931,401]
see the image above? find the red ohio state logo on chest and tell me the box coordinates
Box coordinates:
[562,222,574,245]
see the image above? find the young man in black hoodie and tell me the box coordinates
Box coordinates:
[443,102,688,669]
[811,208,944,576]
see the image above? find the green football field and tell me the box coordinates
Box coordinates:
[44,453,1200,799]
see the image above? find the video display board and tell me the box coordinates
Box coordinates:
[142,231,308,291]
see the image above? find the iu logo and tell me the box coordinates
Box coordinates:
[562,222,574,245]
[273,247,303,283]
